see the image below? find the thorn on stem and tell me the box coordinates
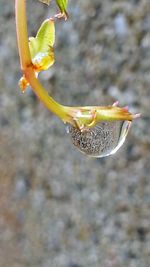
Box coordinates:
[133,113,141,119]
[112,101,119,107]
[123,106,129,111]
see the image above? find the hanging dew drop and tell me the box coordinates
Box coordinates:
[67,120,131,158]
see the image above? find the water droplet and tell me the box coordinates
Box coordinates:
[67,120,131,158]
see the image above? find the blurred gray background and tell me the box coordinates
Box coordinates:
[0,0,150,267]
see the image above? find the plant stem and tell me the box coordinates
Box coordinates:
[25,67,69,121]
[15,0,71,122]
[15,0,138,129]
[15,0,31,69]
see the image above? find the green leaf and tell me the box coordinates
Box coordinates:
[56,0,68,15]
[39,0,68,19]
[29,19,55,58]
[29,19,55,70]
[36,19,55,48]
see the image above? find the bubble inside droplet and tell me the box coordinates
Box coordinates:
[67,120,131,158]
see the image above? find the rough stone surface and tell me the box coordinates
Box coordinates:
[0,1,150,267]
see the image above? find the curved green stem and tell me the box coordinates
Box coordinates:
[15,0,139,130]
[15,0,71,123]
[25,67,69,121]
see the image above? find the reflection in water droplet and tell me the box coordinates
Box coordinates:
[67,120,131,158]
